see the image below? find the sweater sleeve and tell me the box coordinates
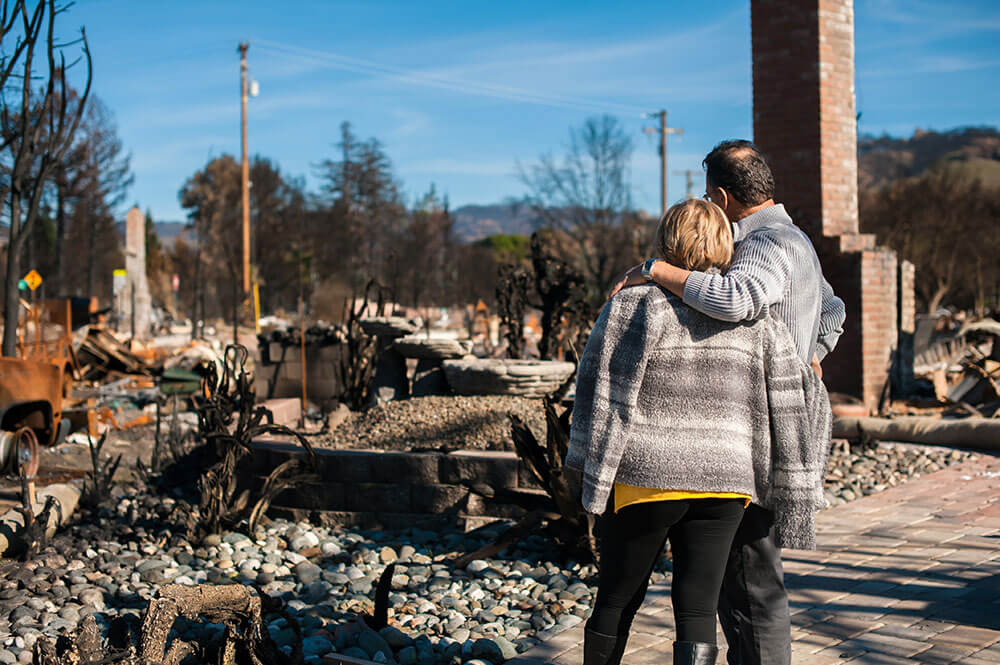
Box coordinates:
[566,288,666,514]
[816,277,846,361]
[682,232,790,323]
[761,317,826,550]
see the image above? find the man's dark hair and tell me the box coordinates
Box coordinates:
[702,140,775,206]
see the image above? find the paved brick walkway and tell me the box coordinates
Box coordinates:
[510,451,1000,665]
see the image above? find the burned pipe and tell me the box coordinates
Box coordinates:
[833,416,1000,451]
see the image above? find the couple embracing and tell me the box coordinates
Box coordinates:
[567,140,845,665]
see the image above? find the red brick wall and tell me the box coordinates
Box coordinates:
[859,249,897,409]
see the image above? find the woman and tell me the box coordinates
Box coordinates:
[567,199,829,665]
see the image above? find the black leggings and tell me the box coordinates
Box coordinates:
[587,498,745,644]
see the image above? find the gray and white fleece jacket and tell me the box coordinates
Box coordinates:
[566,284,832,549]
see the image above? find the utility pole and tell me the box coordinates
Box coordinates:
[643,110,683,217]
[239,42,251,310]
[673,169,699,199]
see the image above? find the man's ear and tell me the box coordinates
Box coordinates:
[716,187,729,212]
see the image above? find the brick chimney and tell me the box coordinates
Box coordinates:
[751,0,907,410]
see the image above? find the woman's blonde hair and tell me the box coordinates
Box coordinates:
[653,199,733,272]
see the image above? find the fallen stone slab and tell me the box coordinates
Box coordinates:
[392,336,472,360]
[442,359,575,398]
[359,317,418,339]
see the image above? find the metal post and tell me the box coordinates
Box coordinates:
[130,283,136,348]
[659,110,667,217]
[233,277,239,347]
[299,280,307,426]
[239,43,251,303]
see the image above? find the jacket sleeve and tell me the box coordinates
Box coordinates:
[682,232,790,323]
[816,277,846,361]
[566,288,665,514]
[761,317,829,550]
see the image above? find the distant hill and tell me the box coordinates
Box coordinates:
[858,126,1000,190]
[114,221,188,248]
[450,202,542,242]
[150,222,188,247]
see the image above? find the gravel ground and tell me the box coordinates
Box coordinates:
[823,440,976,504]
[318,396,545,452]
[0,490,623,664]
[0,438,979,664]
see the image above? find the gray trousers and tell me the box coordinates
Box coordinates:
[717,504,792,665]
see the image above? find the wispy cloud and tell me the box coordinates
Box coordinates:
[417,11,746,79]
[129,134,230,174]
[249,7,749,118]
[386,110,432,140]
[861,55,1000,78]
[862,0,1000,32]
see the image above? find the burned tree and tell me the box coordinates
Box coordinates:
[1,0,92,356]
[336,279,389,410]
[495,232,592,362]
[496,263,531,359]
[519,115,635,301]
[52,96,133,300]
[530,230,591,361]
[860,167,1000,313]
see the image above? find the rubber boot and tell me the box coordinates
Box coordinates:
[672,641,718,665]
[584,628,621,665]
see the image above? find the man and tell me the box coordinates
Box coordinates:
[610,140,845,665]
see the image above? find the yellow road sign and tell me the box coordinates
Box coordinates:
[23,270,42,291]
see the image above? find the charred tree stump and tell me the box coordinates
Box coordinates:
[140,584,286,665]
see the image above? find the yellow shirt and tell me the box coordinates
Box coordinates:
[614,483,751,514]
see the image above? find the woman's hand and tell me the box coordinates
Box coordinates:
[608,264,646,300]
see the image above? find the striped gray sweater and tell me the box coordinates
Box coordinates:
[682,204,845,364]
[566,284,832,549]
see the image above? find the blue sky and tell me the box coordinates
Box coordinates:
[65,0,1000,222]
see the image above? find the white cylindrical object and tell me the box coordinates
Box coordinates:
[0,482,81,557]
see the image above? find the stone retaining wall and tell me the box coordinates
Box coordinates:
[243,441,542,530]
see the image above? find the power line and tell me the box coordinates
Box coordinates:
[253,39,649,117]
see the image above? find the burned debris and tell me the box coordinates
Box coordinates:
[835,312,1000,448]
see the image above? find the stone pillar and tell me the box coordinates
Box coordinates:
[751,0,910,410]
[123,206,152,339]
